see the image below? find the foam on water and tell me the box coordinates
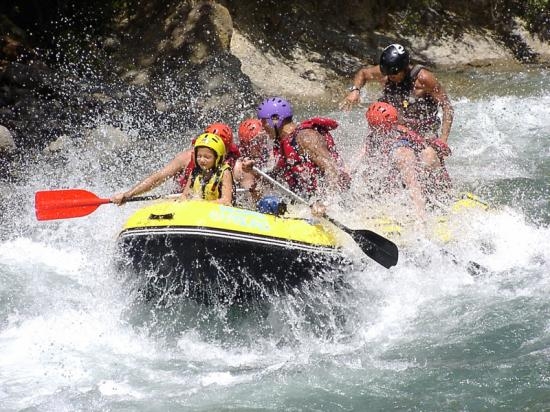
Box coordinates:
[1,72,549,410]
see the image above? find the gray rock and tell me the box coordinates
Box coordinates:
[0,125,16,153]
[44,134,72,153]
[84,124,132,153]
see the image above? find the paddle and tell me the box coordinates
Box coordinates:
[252,167,399,268]
[35,187,251,221]
[35,189,168,221]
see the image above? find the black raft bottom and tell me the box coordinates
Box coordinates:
[115,229,349,305]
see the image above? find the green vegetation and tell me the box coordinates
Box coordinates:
[383,0,548,40]
[520,0,550,40]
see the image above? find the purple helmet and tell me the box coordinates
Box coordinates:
[257,97,293,129]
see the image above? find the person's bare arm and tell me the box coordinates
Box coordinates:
[216,169,234,206]
[296,129,341,187]
[417,70,454,142]
[393,146,427,221]
[340,65,385,110]
[234,159,264,202]
[111,150,191,204]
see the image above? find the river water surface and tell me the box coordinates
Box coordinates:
[1,67,549,411]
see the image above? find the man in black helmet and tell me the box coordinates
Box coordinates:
[340,43,454,171]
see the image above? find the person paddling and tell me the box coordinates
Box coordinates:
[111,122,236,205]
[243,97,350,204]
[181,133,234,205]
[236,118,271,167]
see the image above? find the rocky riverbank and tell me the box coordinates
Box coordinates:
[1,0,549,170]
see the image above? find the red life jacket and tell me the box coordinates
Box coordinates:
[273,117,349,196]
[176,143,240,191]
[226,143,241,167]
[176,159,196,191]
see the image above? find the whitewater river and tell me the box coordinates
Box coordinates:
[1,67,549,410]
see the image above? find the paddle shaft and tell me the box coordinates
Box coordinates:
[252,167,308,205]
[252,167,399,268]
[35,187,250,221]
[253,167,359,230]
[50,194,169,209]
[45,188,248,209]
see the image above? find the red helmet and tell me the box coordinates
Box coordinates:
[204,123,233,147]
[238,119,263,146]
[366,102,398,130]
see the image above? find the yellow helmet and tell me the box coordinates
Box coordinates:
[194,133,226,167]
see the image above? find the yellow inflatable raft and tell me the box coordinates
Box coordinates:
[116,200,348,303]
[362,193,489,243]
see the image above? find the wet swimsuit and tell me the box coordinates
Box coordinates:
[364,125,425,158]
[381,65,441,136]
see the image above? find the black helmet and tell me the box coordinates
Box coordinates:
[379,44,410,75]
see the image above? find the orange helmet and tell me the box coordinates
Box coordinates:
[238,119,263,146]
[204,123,233,148]
[366,102,398,130]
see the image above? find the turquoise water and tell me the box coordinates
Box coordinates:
[1,69,549,411]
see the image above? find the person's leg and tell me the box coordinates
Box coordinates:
[393,146,427,220]
[418,146,441,170]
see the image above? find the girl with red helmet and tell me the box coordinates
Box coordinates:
[365,102,426,156]
[204,122,241,168]
[237,119,271,165]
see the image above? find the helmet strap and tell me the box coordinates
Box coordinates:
[274,125,281,141]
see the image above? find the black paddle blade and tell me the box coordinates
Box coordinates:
[250,166,399,269]
[350,229,399,269]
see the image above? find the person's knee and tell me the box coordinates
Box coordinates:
[419,147,439,168]
[393,146,416,166]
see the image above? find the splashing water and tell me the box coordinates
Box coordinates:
[1,69,549,411]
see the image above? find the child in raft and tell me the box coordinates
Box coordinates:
[181,133,234,206]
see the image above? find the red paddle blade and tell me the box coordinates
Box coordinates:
[35,189,111,221]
